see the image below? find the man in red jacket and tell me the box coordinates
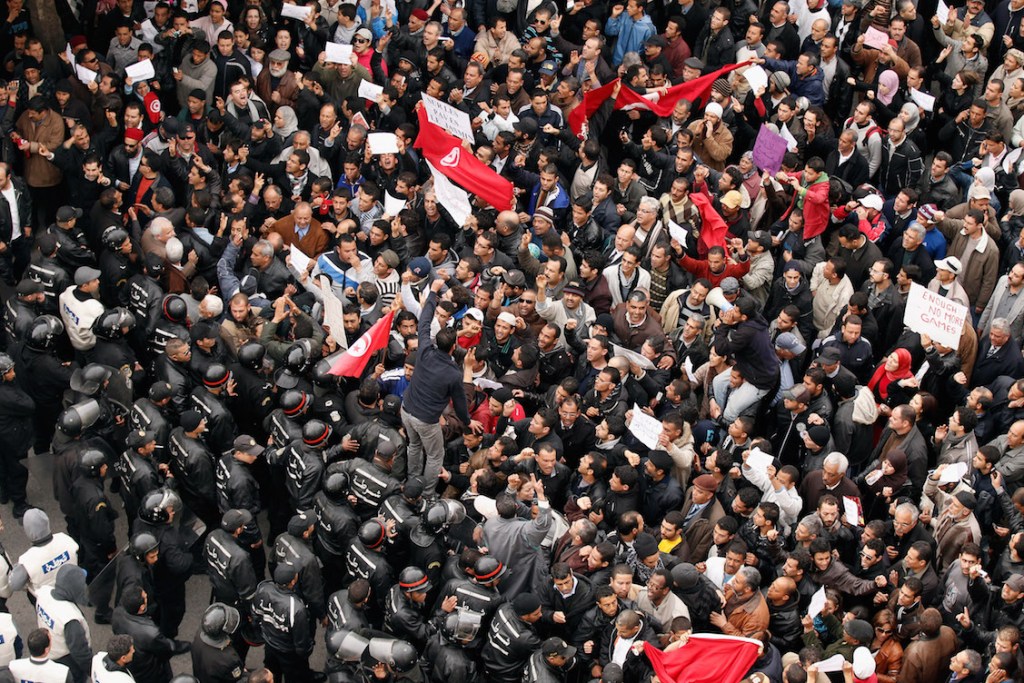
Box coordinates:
[677,239,751,289]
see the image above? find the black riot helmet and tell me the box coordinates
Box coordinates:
[128,532,159,561]
[78,448,108,478]
[102,226,130,251]
[162,295,187,324]
[357,519,387,549]
[237,341,266,370]
[26,315,64,351]
[56,400,101,437]
[323,470,350,502]
[92,307,136,340]
[139,488,182,524]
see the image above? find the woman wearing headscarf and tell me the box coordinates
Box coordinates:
[272,105,299,146]
[858,449,910,520]
[1001,189,1024,249]
[868,70,905,127]
[974,168,1002,215]
[867,349,916,416]
[898,102,926,151]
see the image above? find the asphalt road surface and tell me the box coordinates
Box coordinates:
[3,451,330,677]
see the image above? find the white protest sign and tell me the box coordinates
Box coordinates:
[745,447,774,473]
[75,64,97,84]
[281,2,313,20]
[125,59,155,82]
[324,42,353,63]
[816,655,847,673]
[318,275,349,349]
[743,65,768,94]
[683,357,697,383]
[383,192,406,217]
[357,79,384,101]
[64,43,75,64]
[939,461,969,484]
[289,243,311,275]
[667,220,688,249]
[367,132,399,155]
[422,93,475,142]
[909,88,935,112]
[807,586,827,620]
[903,282,967,349]
[863,26,890,50]
[843,495,862,527]
[627,403,663,450]
[474,377,504,390]
[426,160,473,227]
[612,343,655,370]
[938,0,951,21]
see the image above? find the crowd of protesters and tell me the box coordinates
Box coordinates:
[0,0,1022,682]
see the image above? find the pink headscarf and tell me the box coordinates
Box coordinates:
[878,70,900,106]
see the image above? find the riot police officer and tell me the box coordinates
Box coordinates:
[128,382,174,463]
[431,556,506,651]
[0,351,35,516]
[87,308,138,383]
[423,612,480,683]
[149,338,193,418]
[51,401,111,534]
[252,564,315,683]
[205,510,259,611]
[191,604,244,683]
[406,501,465,590]
[69,449,117,581]
[329,440,401,520]
[190,364,238,457]
[97,227,140,309]
[215,436,265,574]
[313,471,359,596]
[133,490,193,639]
[342,396,408,479]
[168,411,220,530]
[344,520,395,611]
[359,638,420,682]
[125,254,164,348]
[149,294,189,358]
[15,315,76,453]
[27,233,70,315]
[227,341,274,439]
[480,594,544,683]
[274,339,316,394]
[284,420,332,512]
[384,567,434,650]
[263,390,310,539]
[100,532,160,626]
[327,579,373,634]
[272,511,326,623]
[324,629,369,682]
[114,430,164,526]
[3,279,44,349]
[188,321,228,383]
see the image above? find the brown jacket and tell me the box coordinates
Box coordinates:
[897,626,957,683]
[16,109,64,188]
[937,213,1001,311]
[256,70,300,113]
[687,120,733,171]
[272,216,329,259]
[874,636,904,683]
[679,490,725,562]
[722,590,770,638]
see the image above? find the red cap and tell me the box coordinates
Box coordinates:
[411,8,429,20]
[143,92,161,124]
[69,35,87,48]
[124,127,144,142]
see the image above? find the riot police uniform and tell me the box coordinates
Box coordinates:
[110,599,187,683]
[149,353,192,419]
[344,521,394,611]
[422,615,479,683]
[272,515,326,622]
[14,316,77,453]
[327,588,372,634]
[215,448,264,573]
[168,425,219,529]
[383,568,434,651]
[480,601,543,683]
[3,284,40,349]
[69,450,117,580]
[27,240,71,315]
[86,309,138,383]
[190,365,238,457]
[252,566,315,683]
[313,474,360,596]
[128,385,173,463]
[132,490,193,639]
[114,435,163,525]
[328,450,401,521]
[430,557,506,652]
[0,352,35,515]
[262,392,308,538]
[205,517,259,609]
[226,342,274,439]
[191,604,244,683]
[285,420,335,512]
[148,295,189,358]
[97,229,141,309]
[125,265,164,342]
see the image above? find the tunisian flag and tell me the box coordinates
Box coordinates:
[414,108,514,212]
[691,191,730,253]
[568,78,619,137]
[644,634,763,683]
[327,310,394,377]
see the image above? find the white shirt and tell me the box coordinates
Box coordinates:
[1,184,20,240]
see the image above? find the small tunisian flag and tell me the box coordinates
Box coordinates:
[414,108,514,212]
[644,634,763,683]
[691,191,730,253]
[327,310,394,377]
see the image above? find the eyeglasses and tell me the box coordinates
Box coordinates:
[354,37,369,43]
[521,299,536,304]
[875,627,893,634]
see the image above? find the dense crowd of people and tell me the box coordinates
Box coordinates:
[0,0,1023,681]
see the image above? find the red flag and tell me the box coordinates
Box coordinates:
[414,108,514,212]
[327,310,395,377]
[614,61,750,118]
[644,635,763,683]
[691,191,730,253]
[568,78,620,138]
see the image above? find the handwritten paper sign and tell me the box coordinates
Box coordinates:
[426,160,473,226]
[357,79,384,101]
[628,403,663,450]
[940,461,969,484]
[281,2,313,20]
[843,495,863,527]
[325,41,353,63]
[612,343,655,370]
[752,124,788,175]
[863,26,891,50]
[318,275,349,348]
[743,65,768,94]
[909,88,936,112]
[125,59,155,82]
[807,586,827,620]
[903,282,968,349]
[421,93,475,143]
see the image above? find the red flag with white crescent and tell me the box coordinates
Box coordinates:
[644,634,763,683]
[327,310,394,377]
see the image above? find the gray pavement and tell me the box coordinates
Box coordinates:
[3,451,329,677]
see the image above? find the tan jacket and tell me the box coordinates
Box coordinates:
[687,120,733,171]
[15,110,64,188]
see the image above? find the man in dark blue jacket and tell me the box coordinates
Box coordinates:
[710,298,780,425]
[401,276,482,496]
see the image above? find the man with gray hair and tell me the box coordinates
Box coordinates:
[142,216,175,260]
[709,566,769,637]
[978,262,1024,339]
[972,316,1024,388]
[797,452,859,514]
